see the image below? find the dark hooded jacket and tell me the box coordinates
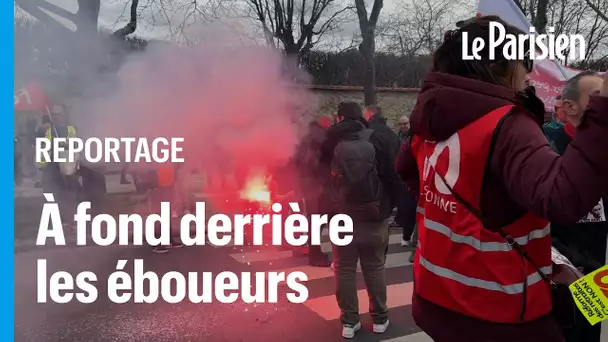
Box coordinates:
[319,118,400,220]
[368,114,401,159]
[294,121,328,182]
[396,72,608,340]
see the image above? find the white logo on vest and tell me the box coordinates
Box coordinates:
[423,133,461,194]
[422,133,461,214]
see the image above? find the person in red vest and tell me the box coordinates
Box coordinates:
[396,16,608,342]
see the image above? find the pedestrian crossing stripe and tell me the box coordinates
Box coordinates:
[225,231,427,339]
[228,234,404,263]
[214,227,404,249]
[304,282,414,320]
[262,250,413,282]
[381,332,433,342]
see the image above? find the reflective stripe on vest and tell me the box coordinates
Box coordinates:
[419,255,552,294]
[417,206,551,251]
[424,217,550,251]
[412,105,553,323]
[37,126,77,167]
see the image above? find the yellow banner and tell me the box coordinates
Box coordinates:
[569,265,608,325]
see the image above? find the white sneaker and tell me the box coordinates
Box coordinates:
[342,322,361,339]
[373,320,390,333]
[401,238,411,247]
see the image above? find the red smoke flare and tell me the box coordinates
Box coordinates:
[239,172,271,206]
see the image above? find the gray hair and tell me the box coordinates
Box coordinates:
[561,70,600,102]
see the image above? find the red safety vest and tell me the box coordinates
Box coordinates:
[411,105,553,323]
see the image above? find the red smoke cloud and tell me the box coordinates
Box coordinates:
[76,26,314,212]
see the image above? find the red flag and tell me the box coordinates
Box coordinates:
[14,82,50,111]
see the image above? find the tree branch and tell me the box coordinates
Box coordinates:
[313,5,354,35]
[585,0,608,22]
[354,0,370,32]
[532,0,549,33]
[113,0,139,38]
[369,0,383,27]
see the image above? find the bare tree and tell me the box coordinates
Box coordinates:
[14,0,141,37]
[354,0,382,105]
[513,0,549,33]
[585,0,608,22]
[14,0,143,100]
[542,0,608,64]
[379,0,467,57]
[513,0,607,63]
[245,0,353,63]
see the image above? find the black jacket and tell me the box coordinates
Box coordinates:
[318,118,400,220]
[294,122,327,183]
[368,114,401,160]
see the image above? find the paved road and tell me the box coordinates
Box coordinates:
[14,226,430,342]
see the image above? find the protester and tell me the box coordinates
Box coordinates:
[149,163,185,254]
[37,104,79,228]
[364,106,400,158]
[548,74,607,262]
[555,94,564,121]
[120,162,130,184]
[319,102,399,339]
[543,95,566,152]
[396,115,411,143]
[395,16,608,342]
[392,114,418,246]
[543,71,605,342]
[365,106,416,249]
[294,116,333,267]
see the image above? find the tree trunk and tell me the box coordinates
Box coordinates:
[284,44,303,82]
[359,34,377,106]
[532,0,549,33]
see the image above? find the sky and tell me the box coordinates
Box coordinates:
[35,0,475,42]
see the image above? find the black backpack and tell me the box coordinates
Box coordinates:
[328,128,381,220]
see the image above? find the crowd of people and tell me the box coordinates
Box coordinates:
[289,14,608,342]
[17,13,608,342]
[405,16,607,342]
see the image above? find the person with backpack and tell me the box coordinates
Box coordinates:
[318,102,400,339]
